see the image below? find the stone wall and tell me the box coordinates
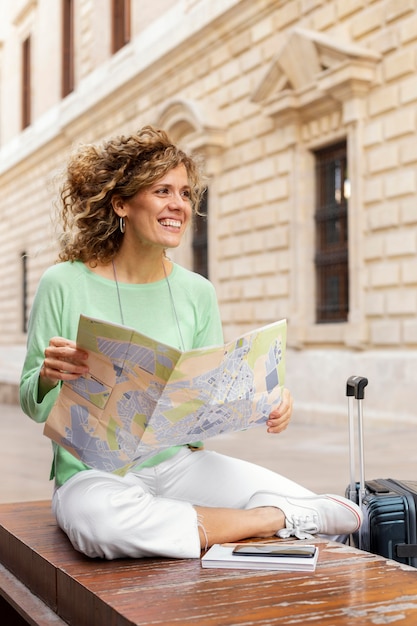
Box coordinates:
[0,0,416,422]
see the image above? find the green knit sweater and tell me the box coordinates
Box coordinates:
[20,261,223,487]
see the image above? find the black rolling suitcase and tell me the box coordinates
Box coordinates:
[346,375,417,568]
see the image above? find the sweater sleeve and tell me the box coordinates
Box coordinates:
[20,268,65,423]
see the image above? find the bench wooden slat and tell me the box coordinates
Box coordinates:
[0,562,67,626]
[1,500,417,625]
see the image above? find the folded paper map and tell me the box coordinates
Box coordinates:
[44,315,286,474]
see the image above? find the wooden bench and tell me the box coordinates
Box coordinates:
[1,500,417,626]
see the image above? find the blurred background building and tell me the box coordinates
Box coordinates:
[0,0,416,425]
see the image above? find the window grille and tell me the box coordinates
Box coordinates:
[193,189,208,278]
[314,143,349,323]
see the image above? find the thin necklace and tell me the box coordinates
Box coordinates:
[112,259,125,326]
[111,258,186,351]
[162,259,186,351]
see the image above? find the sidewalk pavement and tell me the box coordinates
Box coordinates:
[1,400,415,504]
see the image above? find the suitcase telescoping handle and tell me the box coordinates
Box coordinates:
[346,376,368,515]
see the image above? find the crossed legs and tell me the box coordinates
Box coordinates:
[52,447,361,559]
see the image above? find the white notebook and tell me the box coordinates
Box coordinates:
[201,543,319,572]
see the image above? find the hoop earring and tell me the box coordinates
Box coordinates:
[119,217,126,234]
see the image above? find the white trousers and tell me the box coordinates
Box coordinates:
[52,447,315,560]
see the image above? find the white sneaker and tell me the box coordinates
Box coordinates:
[246,491,362,540]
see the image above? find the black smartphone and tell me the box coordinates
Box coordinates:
[232,544,317,558]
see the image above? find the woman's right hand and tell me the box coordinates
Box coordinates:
[40,337,89,390]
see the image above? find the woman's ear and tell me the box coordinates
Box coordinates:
[111,195,125,218]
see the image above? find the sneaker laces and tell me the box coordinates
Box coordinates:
[277,514,319,540]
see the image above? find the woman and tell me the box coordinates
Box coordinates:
[20,126,362,559]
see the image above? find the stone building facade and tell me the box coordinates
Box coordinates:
[0,0,416,423]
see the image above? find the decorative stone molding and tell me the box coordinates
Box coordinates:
[155,98,227,174]
[13,0,38,28]
[252,27,381,124]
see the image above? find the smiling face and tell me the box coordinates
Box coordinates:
[115,164,193,253]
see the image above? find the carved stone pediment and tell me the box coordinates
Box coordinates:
[252,27,381,121]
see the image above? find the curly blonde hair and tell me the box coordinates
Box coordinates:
[57,125,205,264]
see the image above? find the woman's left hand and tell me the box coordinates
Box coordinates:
[266,388,293,434]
